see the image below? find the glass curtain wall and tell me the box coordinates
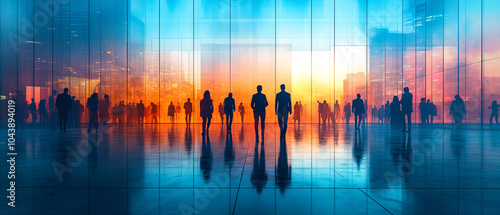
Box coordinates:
[1,0,499,128]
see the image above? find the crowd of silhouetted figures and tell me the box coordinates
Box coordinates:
[15,85,499,134]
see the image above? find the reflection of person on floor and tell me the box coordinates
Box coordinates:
[352,94,365,129]
[293,101,301,124]
[251,85,268,141]
[56,88,72,132]
[276,137,291,194]
[353,130,365,171]
[275,84,292,137]
[238,102,245,124]
[251,141,267,194]
[224,93,235,131]
[86,93,99,133]
[184,98,193,125]
[200,135,213,183]
[401,87,413,132]
[449,95,466,129]
[489,100,499,124]
[168,102,175,123]
[200,90,214,136]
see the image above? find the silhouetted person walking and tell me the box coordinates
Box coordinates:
[372,106,378,123]
[39,99,48,126]
[344,102,351,124]
[449,95,465,129]
[29,98,37,127]
[238,103,245,123]
[218,102,224,125]
[317,101,324,124]
[168,102,175,123]
[87,93,99,133]
[401,87,413,132]
[56,88,72,132]
[489,100,499,124]
[184,98,193,125]
[224,93,235,131]
[49,90,56,127]
[75,100,83,126]
[352,94,365,129]
[200,90,214,136]
[427,99,435,124]
[99,94,110,126]
[176,103,181,122]
[275,84,291,136]
[293,101,301,124]
[419,98,427,124]
[390,96,401,130]
[334,100,340,123]
[137,100,145,126]
[251,85,268,141]
[150,102,158,124]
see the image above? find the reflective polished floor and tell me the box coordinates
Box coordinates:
[2,123,500,215]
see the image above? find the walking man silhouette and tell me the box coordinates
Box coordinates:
[224,93,236,131]
[352,94,365,129]
[251,85,268,141]
[401,87,413,132]
[184,98,193,125]
[55,88,72,132]
[275,84,291,137]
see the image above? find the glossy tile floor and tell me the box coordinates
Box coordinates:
[1,123,500,215]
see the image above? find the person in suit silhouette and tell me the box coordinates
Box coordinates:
[334,100,340,123]
[251,85,268,141]
[352,94,365,129]
[401,87,413,132]
[168,102,176,123]
[200,90,214,136]
[275,84,292,136]
[224,93,236,131]
[55,88,72,132]
[184,98,193,125]
[38,99,48,126]
[390,96,401,130]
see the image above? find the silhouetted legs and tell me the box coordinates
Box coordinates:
[226,113,233,131]
[185,113,191,125]
[59,110,68,131]
[490,112,498,124]
[277,112,288,136]
[88,111,99,133]
[402,112,411,132]
[254,112,266,140]
[202,116,211,135]
[354,114,362,129]
[220,114,224,125]
[240,114,244,124]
